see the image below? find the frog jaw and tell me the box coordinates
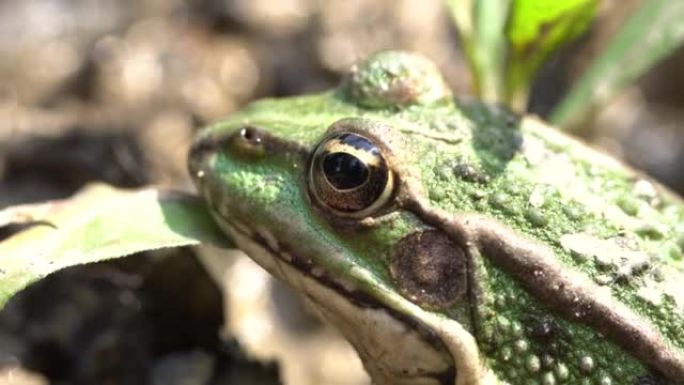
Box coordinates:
[208,209,456,385]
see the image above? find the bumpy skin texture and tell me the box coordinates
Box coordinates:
[189,51,684,385]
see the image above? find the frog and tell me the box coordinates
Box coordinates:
[188,51,684,385]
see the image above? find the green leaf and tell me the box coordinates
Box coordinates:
[446,0,511,103]
[505,0,597,111]
[0,183,231,309]
[551,0,684,129]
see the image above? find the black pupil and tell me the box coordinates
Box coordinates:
[322,152,369,190]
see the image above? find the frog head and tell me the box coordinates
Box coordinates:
[189,51,684,385]
[189,52,474,385]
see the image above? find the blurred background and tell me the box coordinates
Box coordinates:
[0,1,683,384]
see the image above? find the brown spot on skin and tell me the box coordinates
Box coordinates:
[390,230,468,309]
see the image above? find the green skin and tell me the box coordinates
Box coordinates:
[189,51,684,385]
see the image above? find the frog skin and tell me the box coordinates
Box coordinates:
[188,51,684,385]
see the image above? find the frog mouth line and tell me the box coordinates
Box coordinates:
[211,210,456,385]
[213,209,447,337]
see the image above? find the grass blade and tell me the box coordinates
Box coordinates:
[551,0,684,129]
[505,0,597,111]
[447,0,510,103]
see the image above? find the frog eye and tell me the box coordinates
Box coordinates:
[309,132,394,218]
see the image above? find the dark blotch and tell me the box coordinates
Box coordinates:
[390,230,467,309]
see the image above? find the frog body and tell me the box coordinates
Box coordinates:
[189,51,684,385]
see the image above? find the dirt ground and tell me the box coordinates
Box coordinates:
[1,1,683,384]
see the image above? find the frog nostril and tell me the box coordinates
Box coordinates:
[232,125,265,156]
[240,126,262,145]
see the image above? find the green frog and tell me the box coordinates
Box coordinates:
[188,51,684,385]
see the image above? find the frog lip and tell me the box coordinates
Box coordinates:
[210,210,456,384]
